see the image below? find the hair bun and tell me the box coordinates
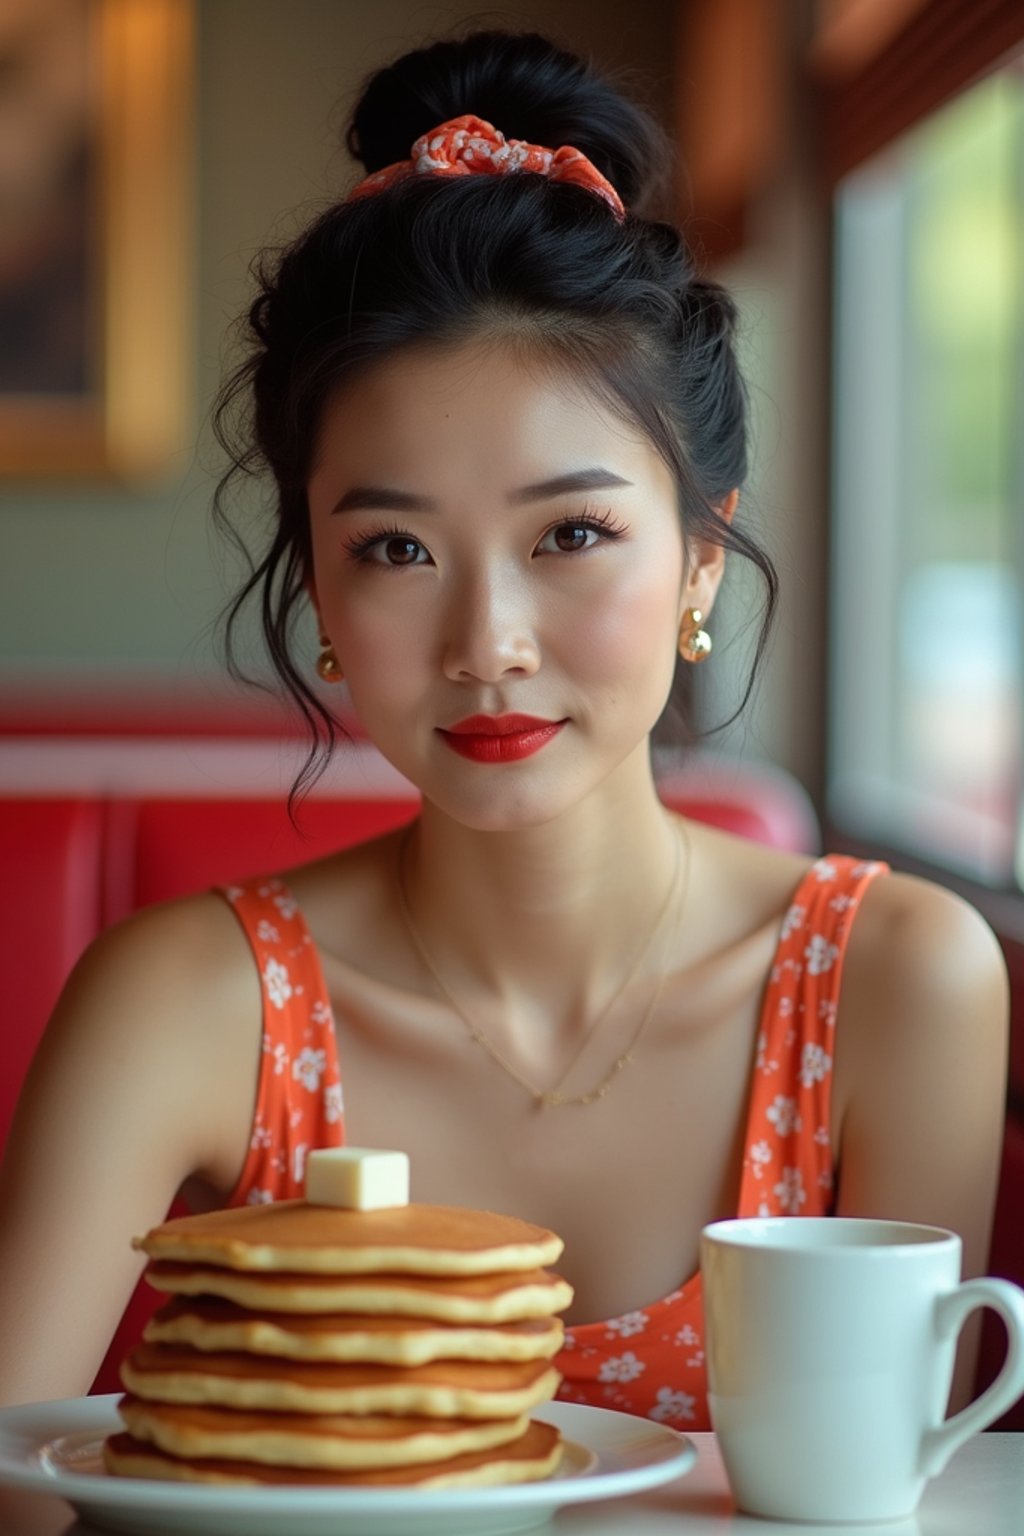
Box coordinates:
[345,28,671,216]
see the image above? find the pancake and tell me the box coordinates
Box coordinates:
[144,1260,573,1321]
[109,1168,572,1490]
[121,1342,561,1418]
[135,1200,563,1276]
[104,1419,563,1487]
[145,1295,564,1364]
[116,1395,533,1471]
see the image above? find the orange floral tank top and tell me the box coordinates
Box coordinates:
[217,853,888,1431]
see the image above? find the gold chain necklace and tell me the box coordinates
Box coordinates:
[394,818,690,1109]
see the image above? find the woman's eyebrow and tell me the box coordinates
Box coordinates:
[510,468,634,504]
[329,467,633,515]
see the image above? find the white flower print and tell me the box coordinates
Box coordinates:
[757,1199,772,1217]
[323,1082,344,1124]
[800,1042,832,1089]
[262,958,293,1009]
[765,1095,802,1137]
[293,1143,308,1186]
[250,1124,272,1150]
[224,884,244,902]
[851,860,883,878]
[813,1125,830,1146]
[292,1047,326,1093]
[650,1387,697,1423]
[778,996,794,1019]
[748,1140,773,1179]
[755,1032,779,1076]
[818,999,838,1028]
[605,1311,649,1340]
[273,892,299,920]
[674,1323,700,1347]
[246,1187,274,1205]
[774,1167,807,1213]
[310,1000,333,1028]
[597,1351,646,1384]
[828,894,856,915]
[818,1169,834,1191]
[780,903,806,940]
[805,934,840,976]
[812,860,838,882]
[264,1039,288,1077]
[256,919,280,943]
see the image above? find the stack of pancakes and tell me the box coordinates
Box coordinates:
[103,1200,573,1487]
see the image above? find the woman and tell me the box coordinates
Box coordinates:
[0,28,1008,1425]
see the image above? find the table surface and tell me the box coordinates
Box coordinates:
[0,1431,1020,1536]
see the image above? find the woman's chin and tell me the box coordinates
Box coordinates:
[421,794,573,834]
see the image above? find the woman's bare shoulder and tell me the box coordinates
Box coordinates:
[831,869,1008,1194]
[64,888,260,1021]
[27,892,263,1167]
[840,867,1007,1024]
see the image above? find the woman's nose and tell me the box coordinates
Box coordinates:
[441,567,541,683]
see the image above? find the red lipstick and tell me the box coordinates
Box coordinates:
[439,713,566,763]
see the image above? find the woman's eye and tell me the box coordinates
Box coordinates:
[538,523,601,554]
[369,536,427,566]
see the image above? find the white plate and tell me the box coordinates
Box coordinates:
[0,1395,697,1536]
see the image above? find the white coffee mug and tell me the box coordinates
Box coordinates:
[701,1217,1024,1523]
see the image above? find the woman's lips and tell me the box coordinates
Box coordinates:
[438,714,566,763]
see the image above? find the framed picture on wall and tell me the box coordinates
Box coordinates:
[0,0,193,483]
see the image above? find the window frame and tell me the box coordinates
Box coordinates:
[814,0,1024,1104]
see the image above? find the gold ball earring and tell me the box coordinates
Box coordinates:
[315,634,344,683]
[679,608,712,663]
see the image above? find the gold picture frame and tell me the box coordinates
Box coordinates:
[0,0,194,482]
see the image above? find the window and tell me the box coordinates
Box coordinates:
[829,60,1023,885]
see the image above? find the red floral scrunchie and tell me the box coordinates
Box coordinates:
[346,113,625,221]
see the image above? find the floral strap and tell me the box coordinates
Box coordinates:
[216,878,345,1206]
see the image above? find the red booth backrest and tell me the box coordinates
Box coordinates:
[102,797,420,924]
[3,800,104,1144]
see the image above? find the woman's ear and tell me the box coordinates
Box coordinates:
[678,487,739,623]
[719,487,739,525]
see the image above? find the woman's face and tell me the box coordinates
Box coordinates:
[306,339,723,830]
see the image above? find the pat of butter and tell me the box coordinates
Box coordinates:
[305,1148,410,1210]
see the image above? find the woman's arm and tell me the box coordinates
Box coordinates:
[0,894,261,1406]
[833,872,1010,1414]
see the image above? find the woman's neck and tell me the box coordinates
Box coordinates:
[398,748,686,1033]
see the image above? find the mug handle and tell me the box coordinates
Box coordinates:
[919,1277,1024,1479]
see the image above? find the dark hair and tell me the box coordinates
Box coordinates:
[213,27,778,805]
